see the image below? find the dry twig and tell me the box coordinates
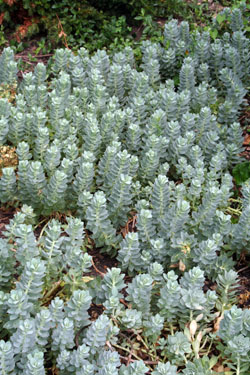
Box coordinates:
[91,257,105,277]
[56,13,70,49]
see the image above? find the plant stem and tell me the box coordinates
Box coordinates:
[225,207,242,216]
[42,280,62,305]
[163,354,168,362]
[140,348,158,361]
[205,336,214,356]
[38,220,50,240]
[190,310,193,322]
[137,334,149,350]
[170,324,174,335]
[200,335,208,350]
[112,343,142,361]
[236,358,240,375]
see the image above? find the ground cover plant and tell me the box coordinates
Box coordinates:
[0,6,250,374]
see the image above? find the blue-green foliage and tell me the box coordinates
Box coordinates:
[23,350,45,375]
[218,306,250,373]
[0,8,249,374]
[0,239,15,290]
[34,309,53,346]
[0,340,15,375]
[120,361,148,375]
[126,274,153,316]
[0,218,247,373]
[83,314,112,354]
[65,290,91,329]
[181,358,213,375]
[117,232,142,273]
[0,12,248,225]
[0,168,17,203]
[16,258,46,303]
[86,191,118,254]
[152,362,178,375]
[0,48,17,84]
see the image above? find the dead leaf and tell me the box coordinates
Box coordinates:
[243,134,250,146]
[213,363,232,373]
[189,320,197,336]
[170,263,179,268]
[51,365,59,375]
[238,291,250,305]
[0,146,18,176]
[120,214,137,238]
[179,259,186,271]
[82,276,94,283]
[196,313,204,322]
[58,30,66,39]
[0,12,5,25]
[214,364,225,373]
[196,330,203,343]
[213,314,224,333]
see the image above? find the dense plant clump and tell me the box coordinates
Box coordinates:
[0,10,250,374]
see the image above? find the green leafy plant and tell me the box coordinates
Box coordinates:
[233,161,250,185]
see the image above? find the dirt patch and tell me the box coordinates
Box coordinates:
[206,0,224,15]
[0,146,18,176]
[240,95,250,159]
[236,254,250,308]
[88,245,118,277]
[0,205,16,238]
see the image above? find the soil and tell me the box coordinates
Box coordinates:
[14,38,53,79]
[236,253,250,308]
[240,95,250,160]
[0,205,17,238]
[89,244,118,277]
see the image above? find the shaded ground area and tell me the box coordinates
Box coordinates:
[240,95,250,160]
[236,253,250,308]
[0,205,16,238]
